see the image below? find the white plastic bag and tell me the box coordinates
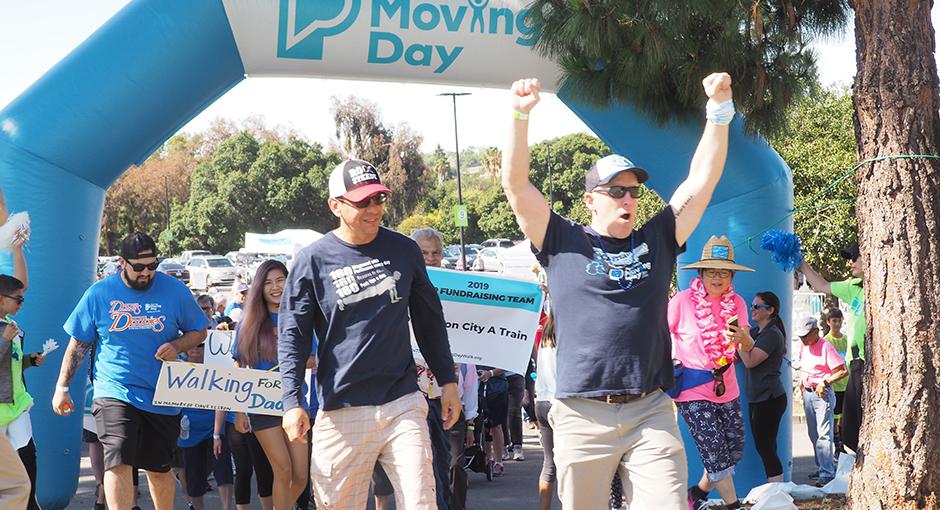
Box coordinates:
[751,490,797,510]
[821,452,855,494]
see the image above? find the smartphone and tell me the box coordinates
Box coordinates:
[726,315,739,329]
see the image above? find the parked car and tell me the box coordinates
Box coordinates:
[471,247,504,272]
[481,238,514,249]
[178,249,211,266]
[187,255,237,290]
[157,259,190,285]
[442,244,481,270]
[98,260,121,280]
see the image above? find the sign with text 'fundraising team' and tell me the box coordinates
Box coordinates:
[416,268,543,374]
[153,362,286,416]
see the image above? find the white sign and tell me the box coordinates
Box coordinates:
[204,330,237,367]
[222,0,563,90]
[413,268,543,374]
[153,362,286,416]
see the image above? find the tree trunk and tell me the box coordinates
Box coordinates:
[849,1,940,508]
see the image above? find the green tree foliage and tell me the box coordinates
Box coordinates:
[169,131,340,254]
[530,0,848,135]
[768,87,857,282]
[331,96,432,226]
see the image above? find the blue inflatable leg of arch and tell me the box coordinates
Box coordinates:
[560,89,795,495]
[0,0,794,506]
[0,1,244,507]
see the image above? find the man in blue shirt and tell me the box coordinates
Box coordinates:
[52,232,208,510]
[501,75,735,509]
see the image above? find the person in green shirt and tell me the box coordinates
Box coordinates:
[799,242,865,454]
[823,308,848,453]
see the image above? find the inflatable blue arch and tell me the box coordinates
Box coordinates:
[0,1,793,507]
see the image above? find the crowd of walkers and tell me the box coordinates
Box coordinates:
[0,72,868,510]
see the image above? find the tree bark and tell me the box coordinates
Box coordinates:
[849,1,940,508]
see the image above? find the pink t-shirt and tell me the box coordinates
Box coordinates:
[668,288,750,403]
[799,338,845,389]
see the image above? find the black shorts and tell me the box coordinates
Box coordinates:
[248,413,282,432]
[484,391,509,429]
[82,428,99,444]
[92,398,181,473]
[182,437,234,497]
[834,390,846,418]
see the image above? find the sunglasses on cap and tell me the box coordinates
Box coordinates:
[340,192,389,209]
[126,261,159,272]
[1,294,24,305]
[592,185,641,199]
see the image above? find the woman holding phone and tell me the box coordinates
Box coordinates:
[668,236,754,510]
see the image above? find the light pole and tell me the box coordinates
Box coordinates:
[164,174,172,256]
[547,143,554,210]
[439,92,471,270]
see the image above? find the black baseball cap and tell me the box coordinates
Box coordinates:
[328,159,391,201]
[120,232,157,260]
[840,243,860,261]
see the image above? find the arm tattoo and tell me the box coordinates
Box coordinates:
[674,195,693,217]
[58,339,94,386]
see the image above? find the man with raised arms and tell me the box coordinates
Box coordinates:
[501,74,734,508]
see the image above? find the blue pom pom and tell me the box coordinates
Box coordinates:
[760,230,803,272]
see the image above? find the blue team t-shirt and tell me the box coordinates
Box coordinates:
[64,272,209,415]
[535,207,684,398]
[178,407,216,448]
[0,252,13,276]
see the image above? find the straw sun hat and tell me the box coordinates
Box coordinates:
[681,235,755,272]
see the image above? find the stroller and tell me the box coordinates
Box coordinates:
[463,376,497,481]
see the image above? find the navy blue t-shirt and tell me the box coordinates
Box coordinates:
[278,228,456,412]
[535,207,683,398]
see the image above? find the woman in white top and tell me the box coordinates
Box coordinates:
[534,309,557,510]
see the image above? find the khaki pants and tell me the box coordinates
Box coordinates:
[549,391,688,510]
[310,392,435,509]
[0,427,29,508]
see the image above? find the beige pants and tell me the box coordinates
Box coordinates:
[0,427,29,509]
[549,391,688,510]
[310,391,435,509]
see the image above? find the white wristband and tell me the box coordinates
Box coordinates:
[706,99,735,125]
[512,111,529,121]
[56,386,70,393]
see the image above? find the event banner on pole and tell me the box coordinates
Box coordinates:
[153,361,285,416]
[415,268,543,374]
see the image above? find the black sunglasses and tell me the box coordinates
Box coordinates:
[127,261,160,272]
[1,294,24,305]
[593,185,641,199]
[713,372,726,397]
[340,192,389,209]
[751,303,772,310]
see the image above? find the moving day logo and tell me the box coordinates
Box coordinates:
[277,0,536,74]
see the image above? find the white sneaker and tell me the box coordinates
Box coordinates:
[513,447,525,461]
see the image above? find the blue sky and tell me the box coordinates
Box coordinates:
[1,2,927,153]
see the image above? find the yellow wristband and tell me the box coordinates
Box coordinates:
[513,111,529,121]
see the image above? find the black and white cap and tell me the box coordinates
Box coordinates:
[584,154,649,191]
[328,159,391,201]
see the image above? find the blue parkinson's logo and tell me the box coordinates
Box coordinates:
[277,0,361,60]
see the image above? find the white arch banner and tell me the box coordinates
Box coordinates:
[223,0,563,89]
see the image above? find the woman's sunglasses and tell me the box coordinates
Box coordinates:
[592,185,641,199]
[1,294,24,305]
[713,372,726,397]
[751,303,772,310]
[127,261,160,272]
[340,192,389,209]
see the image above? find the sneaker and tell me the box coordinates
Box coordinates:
[493,461,504,477]
[816,478,833,488]
[808,470,819,480]
[502,450,512,461]
[513,447,525,461]
[687,488,709,510]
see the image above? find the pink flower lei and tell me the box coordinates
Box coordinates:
[690,276,737,367]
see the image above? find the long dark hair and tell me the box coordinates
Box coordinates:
[237,260,287,368]
[755,291,786,339]
[540,308,556,349]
